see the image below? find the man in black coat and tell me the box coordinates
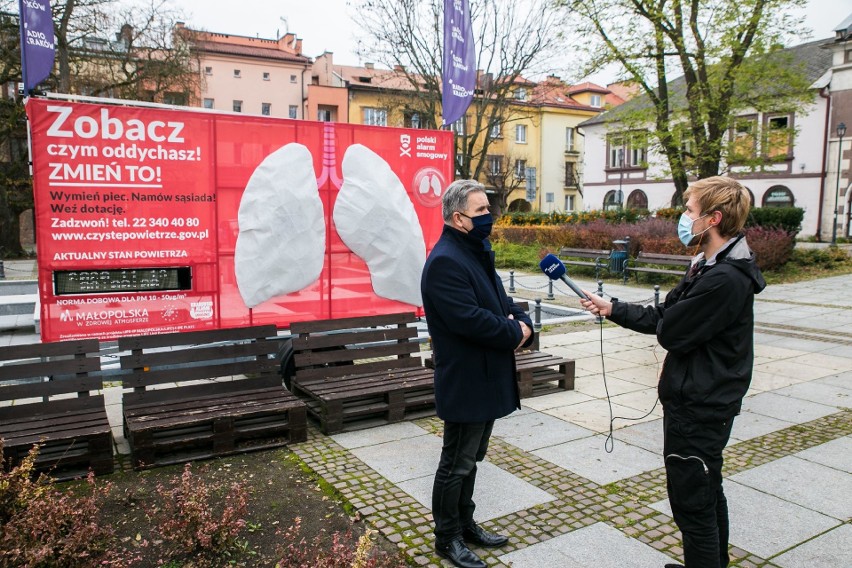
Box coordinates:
[421,179,533,568]
[581,176,766,568]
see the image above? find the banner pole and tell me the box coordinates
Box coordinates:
[18,0,29,94]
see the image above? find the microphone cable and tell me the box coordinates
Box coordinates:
[596,311,660,453]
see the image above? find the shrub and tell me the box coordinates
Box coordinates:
[743,226,795,271]
[497,208,647,226]
[147,462,249,563]
[746,207,803,235]
[0,441,132,567]
[789,246,852,268]
[275,517,406,568]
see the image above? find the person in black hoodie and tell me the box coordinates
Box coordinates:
[421,179,533,568]
[580,176,765,568]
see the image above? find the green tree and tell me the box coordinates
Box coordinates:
[562,0,814,205]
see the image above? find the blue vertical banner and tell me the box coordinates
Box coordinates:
[19,0,56,94]
[442,0,475,127]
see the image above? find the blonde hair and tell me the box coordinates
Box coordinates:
[683,176,750,238]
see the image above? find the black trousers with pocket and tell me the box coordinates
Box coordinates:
[663,413,735,568]
[432,420,494,545]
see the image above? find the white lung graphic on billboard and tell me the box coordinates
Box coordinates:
[234,143,325,308]
[334,144,426,307]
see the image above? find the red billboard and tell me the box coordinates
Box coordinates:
[28,99,453,342]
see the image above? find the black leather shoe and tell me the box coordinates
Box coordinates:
[463,523,509,547]
[435,539,486,568]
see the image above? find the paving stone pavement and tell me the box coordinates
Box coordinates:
[289,272,852,567]
[3,267,851,566]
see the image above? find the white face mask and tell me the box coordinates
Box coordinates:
[677,212,709,246]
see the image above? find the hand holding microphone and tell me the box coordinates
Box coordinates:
[538,253,612,316]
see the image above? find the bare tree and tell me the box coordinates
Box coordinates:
[562,0,814,205]
[52,0,199,102]
[352,0,565,181]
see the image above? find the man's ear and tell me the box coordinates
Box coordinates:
[710,210,722,227]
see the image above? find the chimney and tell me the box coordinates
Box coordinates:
[365,62,374,70]
[393,64,406,72]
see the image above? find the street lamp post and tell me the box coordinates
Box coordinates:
[832,122,847,245]
[617,148,624,210]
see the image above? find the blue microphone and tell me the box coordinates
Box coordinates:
[539,253,591,300]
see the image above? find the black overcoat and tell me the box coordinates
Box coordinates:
[421,224,533,423]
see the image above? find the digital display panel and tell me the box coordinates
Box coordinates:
[53,267,192,295]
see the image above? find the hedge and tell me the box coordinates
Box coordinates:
[492,217,794,271]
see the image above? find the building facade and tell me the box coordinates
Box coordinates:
[580,35,850,239]
[181,24,311,119]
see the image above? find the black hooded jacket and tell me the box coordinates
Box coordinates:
[609,234,766,422]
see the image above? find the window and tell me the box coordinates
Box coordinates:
[565,127,575,151]
[603,190,620,210]
[609,137,625,168]
[317,106,335,122]
[489,122,501,139]
[202,98,214,109]
[514,159,526,179]
[163,92,186,106]
[631,145,646,167]
[765,114,792,158]
[233,100,242,113]
[514,87,527,101]
[451,117,466,136]
[403,112,422,129]
[204,66,213,75]
[590,94,602,107]
[564,162,576,186]
[730,116,757,161]
[263,72,270,81]
[565,195,575,211]
[261,102,271,116]
[626,190,648,210]
[487,155,503,175]
[290,74,297,83]
[233,69,241,78]
[516,124,527,144]
[288,105,298,119]
[364,107,388,126]
[762,185,794,208]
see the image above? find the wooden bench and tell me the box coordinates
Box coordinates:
[289,312,435,434]
[558,247,611,279]
[0,339,113,480]
[425,301,575,398]
[118,325,307,469]
[623,252,691,283]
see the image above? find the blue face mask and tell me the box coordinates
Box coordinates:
[677,212,709,247]
[460,212,493,240]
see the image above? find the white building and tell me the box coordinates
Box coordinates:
[580,35,845,239]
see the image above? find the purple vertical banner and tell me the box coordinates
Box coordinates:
[442,0,475,127]
[19,0,56,94]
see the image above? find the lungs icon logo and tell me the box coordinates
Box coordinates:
[412,167,445,208]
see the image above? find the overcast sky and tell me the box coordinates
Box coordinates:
[174,0,851,84]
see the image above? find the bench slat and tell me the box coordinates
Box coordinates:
[0,374,104,403]
[0,339,99,360]
[290,312,416,334]
[117,325,277,351]
[294,356,422,382]
[120,340,277,369]
[291,326,417,350]
[0,356,101,384]
[121,358,278,388]
[294,341,418,367]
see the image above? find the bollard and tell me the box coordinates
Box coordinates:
[596,281,604,324]
[509,270,515,293]
[547,279,554,300]
[0,260,4,279]
[654,285,660,307]
[534,298,542,332]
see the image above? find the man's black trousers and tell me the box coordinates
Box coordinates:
[432,420,494,544]
[663,413,735,568]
